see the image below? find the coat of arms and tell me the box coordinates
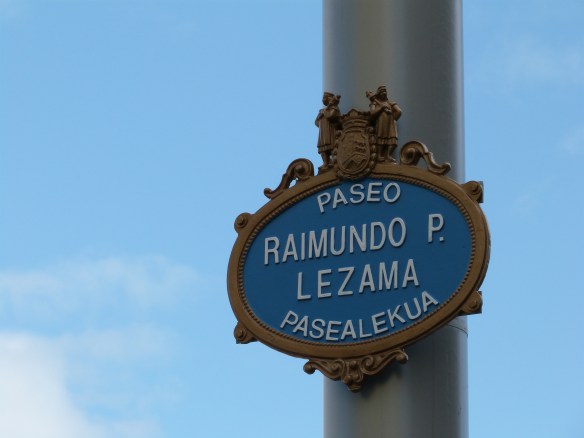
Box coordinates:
[315,86,402,179]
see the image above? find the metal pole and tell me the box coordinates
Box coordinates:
[322,1,468,437]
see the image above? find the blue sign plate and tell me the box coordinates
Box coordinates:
[245,177,469,344]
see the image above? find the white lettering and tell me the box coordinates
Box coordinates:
[372,312,388,334]
[317,269,332,298]
[367,182,383,202]
[293,260,421,301]
[402,258,420,288]
[285,292,437,341]
[428,213,445,243]
[264,237,280,265]
[293,316,309,336]
[297,272,311,300]
[358,319,372,338]
[326,321,342,341]
[309,319,325,339]
[388,217,406,247]
[387,305,406,327]
[421,291,439,312]
[338,266,354,296]
[282,234,298,263]
[315,182,401,213]
[349,183,365,204]
[264,213,414,264]
[317,192,331,213]
[349,224,367,253]
[404,298,422,319]
[379,261,399,290]
[332,188,349,209]
[280,310,298,328]
[308,230,328,258]
[359,264,376,293]
[370,222,386,250]
[330,226,346,256]
[340,320,357,340]
[383,182,400,203]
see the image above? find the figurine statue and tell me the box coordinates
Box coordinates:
[366,86,401,162]
[315,92,341,170]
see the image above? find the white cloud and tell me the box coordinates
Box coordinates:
[0,255,199,323]
[0,332,163,438]
[59,325,173,363]
[0,333,104,438]
[0,256,201,436]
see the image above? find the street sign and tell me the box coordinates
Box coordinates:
[227,90,489,391]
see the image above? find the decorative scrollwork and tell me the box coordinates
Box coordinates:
[462,181,484,203]
[399,141,451,175]
[234,322,256,344]
[234,213,251,232]
[459,290,483,315]
[264,158,315,199]
[303,349,408,392]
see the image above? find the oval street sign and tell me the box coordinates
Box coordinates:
[227,96,490,392]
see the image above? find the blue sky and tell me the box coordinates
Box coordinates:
[1,0,583,437]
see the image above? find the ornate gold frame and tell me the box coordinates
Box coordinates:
[227,141,490,392]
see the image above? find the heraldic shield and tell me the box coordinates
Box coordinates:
[334,110,376,180]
